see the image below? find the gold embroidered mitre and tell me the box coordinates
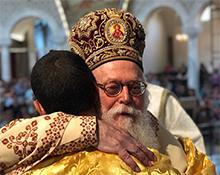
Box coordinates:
[69,8,145,71]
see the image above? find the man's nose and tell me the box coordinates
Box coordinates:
[118,86,132,104]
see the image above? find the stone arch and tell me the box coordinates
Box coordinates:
[131,1,189,73]
[3,8,65,44]
[132,1,188,28]
[182,0,211,36]
[190,0,212,20]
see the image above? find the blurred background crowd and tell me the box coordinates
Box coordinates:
[0,77,35,127]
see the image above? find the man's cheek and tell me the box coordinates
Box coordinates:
[133,98,144,110]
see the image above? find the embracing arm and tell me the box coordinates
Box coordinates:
[1,112,73,174]
[1,112,155,174]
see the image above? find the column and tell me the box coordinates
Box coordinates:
[27,24,37,73]
[0,43,11,82]
[184,26,200,97]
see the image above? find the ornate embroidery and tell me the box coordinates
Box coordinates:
[69,8,145,71]
[51,116,97,156]
[43,127,59,146]
[2,120,38,160]
[80,116,96,146]
[76,12,99,38]
[39,113,70,154]
[57,112,65,117]
[44,115,51,120]
[86,46,141,70]
[1,119,22,133]
[3,113,71,175]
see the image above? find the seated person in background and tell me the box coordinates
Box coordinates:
[1,50,156,175]
[22,48,215,175]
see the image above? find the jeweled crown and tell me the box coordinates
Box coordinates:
[69,8,145,70]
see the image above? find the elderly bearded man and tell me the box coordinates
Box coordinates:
[23,8,215,175]
[69,8,206,154]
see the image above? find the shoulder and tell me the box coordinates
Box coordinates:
[147,83,176,98]
[147,83,165,94]
[147,83,178,104]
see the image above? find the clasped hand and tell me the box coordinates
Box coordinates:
[96,120,157,172]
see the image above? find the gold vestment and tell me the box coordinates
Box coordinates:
[24,149,181,175]
[24,138,216,175]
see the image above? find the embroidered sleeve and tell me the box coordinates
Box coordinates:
[1,112,70,175]
[1,113,98,175]
[51,115,98,156]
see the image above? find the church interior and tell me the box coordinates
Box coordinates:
[0,0,220,173]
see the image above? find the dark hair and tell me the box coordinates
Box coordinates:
[31,50,100,115]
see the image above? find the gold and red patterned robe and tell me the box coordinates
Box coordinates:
[0,112,97,174]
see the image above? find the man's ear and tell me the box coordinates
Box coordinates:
[33,100,46,115]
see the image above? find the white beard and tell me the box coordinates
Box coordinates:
[101,100,159,150]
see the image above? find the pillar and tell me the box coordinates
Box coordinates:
[183,24,201,97]
[0,39,12,82]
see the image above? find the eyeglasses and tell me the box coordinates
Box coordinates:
[97,81,147,97]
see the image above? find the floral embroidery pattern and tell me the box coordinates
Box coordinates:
[1,119,22,134]
[80,116,97,146]
[51,116,97,156]
[42,113,69,148]
[2,120,38,160]
[2,113,70,175]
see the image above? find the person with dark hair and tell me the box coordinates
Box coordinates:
[31,50,100,116]
[1,50,155,175]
